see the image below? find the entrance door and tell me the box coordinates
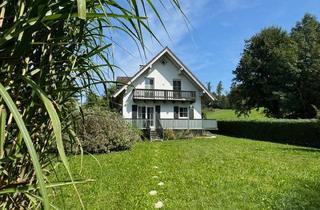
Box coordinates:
[146,107,155,129]
[155,105,161,128]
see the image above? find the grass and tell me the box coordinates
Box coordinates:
[205,108,270,120]
[53,136,320,209]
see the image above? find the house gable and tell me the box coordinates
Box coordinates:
[130,55,200,92]
[112,47,215,102]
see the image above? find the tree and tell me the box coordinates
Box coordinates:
[232,27,299,118]
[210,81,231,109]
[232,15,320,118]
[207,82,212,93]
[291,14,320,118]
[104,84,118,110]
[86,92,100,107]
[216,81,223,98]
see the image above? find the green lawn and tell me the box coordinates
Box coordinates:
[53,136,320,209]
[205,108,270,120]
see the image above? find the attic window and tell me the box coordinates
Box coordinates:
[161,59,167,65]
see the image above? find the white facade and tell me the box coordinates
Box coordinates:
[113,47,216,130]
[122,57,203,120]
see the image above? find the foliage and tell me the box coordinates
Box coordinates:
[74,107,141,154]
[291,14,320,118]
[206,82,212,93]
[175,130,196,139]
[232,14,320,118]
[216,81,223,98]
[53,136,320,209]
[84,85,118,110]
[232,27,299,118]
[163,129,176,140]
[0,0,183,208]
[205,81,231,109]
[103,84,118,110]
[217,119,320,147]
[163,129,201,140]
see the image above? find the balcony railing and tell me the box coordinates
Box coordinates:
[125,118,218,130]
[133,89,196,102]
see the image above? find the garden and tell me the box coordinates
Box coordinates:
[1,0,320,209]
[53,135,320,209]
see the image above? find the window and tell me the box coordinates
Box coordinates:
[179,107,188,118]
[138,106,146,119]
[173,80,181,98]
[173,80,181,91]
[145,78,154,89]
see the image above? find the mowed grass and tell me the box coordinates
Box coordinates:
[205,108,270,120]
[53,136,320,209]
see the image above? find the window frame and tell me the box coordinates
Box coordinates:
[179,107,189,119]
[145,77,154,89]
[173,79,181,91]
[137,106,146,119]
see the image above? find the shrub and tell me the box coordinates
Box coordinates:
[75,107,141,153]
[217,119,320,148]
[176,130,194,139]
[164,129,176,140]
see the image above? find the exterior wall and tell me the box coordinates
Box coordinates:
[122,56,203,119]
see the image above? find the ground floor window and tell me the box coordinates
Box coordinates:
[179,107,188,118]
[138,106,146,119]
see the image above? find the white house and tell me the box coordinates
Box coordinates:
[112,47,217,139]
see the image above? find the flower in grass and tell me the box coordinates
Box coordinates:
[149,190,157,196]
[153,166,158,169]
[152,176,159,179]
[155,201,164,208]
[158,182,164,186]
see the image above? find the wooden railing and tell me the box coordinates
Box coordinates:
[133,89,196,101]
[125,118,218,130]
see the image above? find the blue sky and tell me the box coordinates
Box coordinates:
[112,0,320,93]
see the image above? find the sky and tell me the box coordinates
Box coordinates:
[110,0,320,93]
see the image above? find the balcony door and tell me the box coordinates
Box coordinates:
[173,79,181,98]
[145,78,154,98]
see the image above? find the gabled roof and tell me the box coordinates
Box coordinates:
[112,47,216,101]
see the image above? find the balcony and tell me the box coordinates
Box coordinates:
[133,89,196,102]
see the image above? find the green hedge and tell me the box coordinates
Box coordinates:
[217,120,320,148]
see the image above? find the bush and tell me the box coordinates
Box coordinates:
[175,130,194,139]
[163,129,203,140]
[217,119,320,148]
[74,107,141,153]
[163,129,176,140]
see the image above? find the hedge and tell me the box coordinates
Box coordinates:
[217,119,320,148]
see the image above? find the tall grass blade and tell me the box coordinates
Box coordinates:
[77,0,86,20]
[0,84,49,210]
[0,107,6,158]
[24,78,85,209]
